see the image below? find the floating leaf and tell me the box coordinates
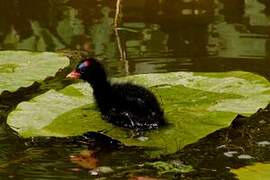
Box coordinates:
[7,71,270,157]
[231,163,270,180]
[0,51,69,94]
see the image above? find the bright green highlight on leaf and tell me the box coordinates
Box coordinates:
[7,71,270,157]
[231,163,270,180]
[0,51,69,94]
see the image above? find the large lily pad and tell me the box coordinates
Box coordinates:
[0,51,69,94]
[7,71,270,156]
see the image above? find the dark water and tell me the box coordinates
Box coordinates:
[0,0,270,179]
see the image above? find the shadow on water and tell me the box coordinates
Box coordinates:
[0,0,270,179]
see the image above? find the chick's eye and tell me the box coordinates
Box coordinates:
[78,63,84,69]
[76,61,91,74]
[78,66,87,73]
[77,63,88,73]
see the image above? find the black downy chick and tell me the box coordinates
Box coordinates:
[67,58,165,130]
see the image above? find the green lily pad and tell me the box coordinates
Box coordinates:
[231,163,270,180]
[0,51,69,94]
[7,71,270,157]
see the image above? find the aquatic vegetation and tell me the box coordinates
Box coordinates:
[7,68,270,157]
[0,51,69,94]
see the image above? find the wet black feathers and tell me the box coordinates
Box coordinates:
[71,58,165,130]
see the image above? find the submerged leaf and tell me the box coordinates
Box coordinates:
[144,161,193,174]
[70,149,98,169]
[0,51,69,94]
[7,71,270,156]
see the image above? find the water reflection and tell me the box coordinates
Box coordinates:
[0,0,269,75]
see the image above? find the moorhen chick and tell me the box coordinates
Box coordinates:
[67,58,165,130]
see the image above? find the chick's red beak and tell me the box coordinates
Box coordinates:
[66,70,81,79]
